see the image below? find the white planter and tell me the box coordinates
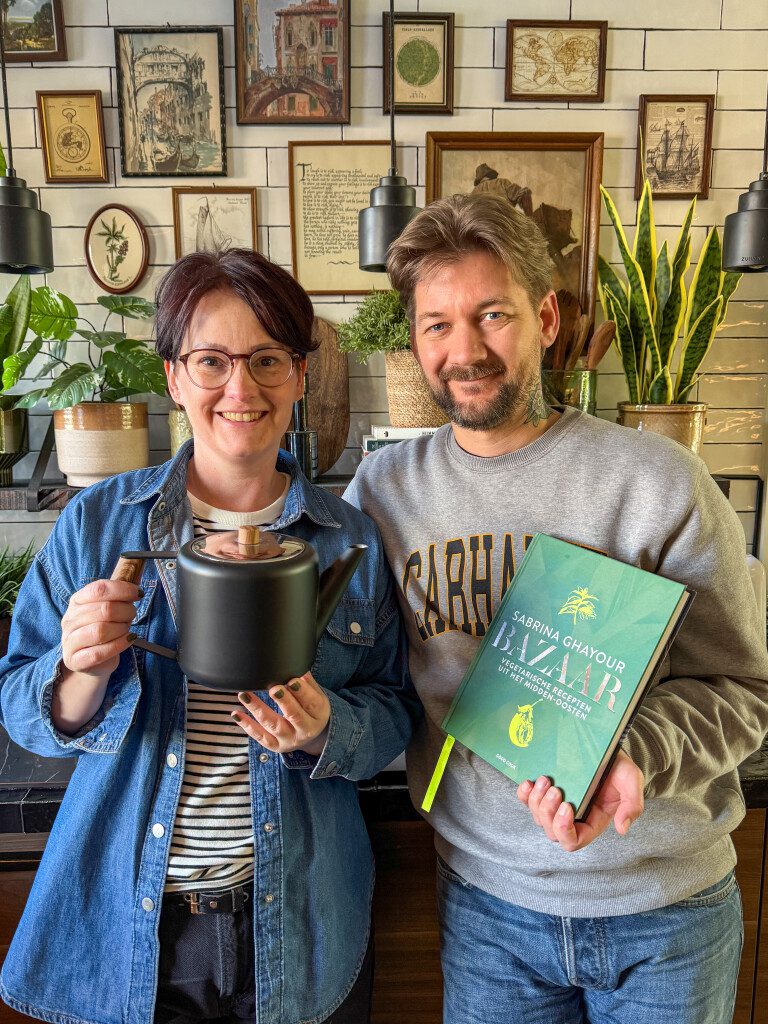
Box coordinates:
[54,402,149,487]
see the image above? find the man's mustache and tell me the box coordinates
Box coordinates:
[438,362,506,384]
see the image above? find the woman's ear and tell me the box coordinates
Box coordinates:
[165,360,182,405]
[294,356,308,401]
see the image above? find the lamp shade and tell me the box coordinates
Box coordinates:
[0,176,54,274]
[358,175,420,273]
[722,174,768,273]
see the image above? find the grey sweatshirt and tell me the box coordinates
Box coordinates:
[345,408,768,916]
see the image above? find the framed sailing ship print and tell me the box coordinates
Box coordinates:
[114,27,227,177]
[172,187,258,258]
[636,95,714,200]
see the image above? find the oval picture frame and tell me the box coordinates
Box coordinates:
[84,204,150,295]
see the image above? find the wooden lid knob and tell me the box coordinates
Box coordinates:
[238,526,260,548]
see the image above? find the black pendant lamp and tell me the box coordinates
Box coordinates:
[0,4,53,274]
[723,80,768,273]
[358,0,420,272]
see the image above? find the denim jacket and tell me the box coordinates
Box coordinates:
[0,442,420,1024]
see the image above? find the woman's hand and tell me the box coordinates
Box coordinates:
[55,578,141,734]
[516,749,644,852]
[232,671,331,756]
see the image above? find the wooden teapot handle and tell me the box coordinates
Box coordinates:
[111,557,145,585]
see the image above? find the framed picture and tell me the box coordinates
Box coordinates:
[234,0,350,125]
[426,131,604,324]
[172,187,258,258]
[84,204,150,295]
[36,91,108,184]
[2,0,66,63]
[505,20,607,103]
[383,12,454,116]
[114,27,227,177]
[635,95,715,200]
[289,140,390,294]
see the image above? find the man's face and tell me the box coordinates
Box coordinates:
[411,251,558,431]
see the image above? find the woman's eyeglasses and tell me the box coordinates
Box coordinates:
[176,348,300,390]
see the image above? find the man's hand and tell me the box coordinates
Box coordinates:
[516,749,644,852]
[232,671,331,756]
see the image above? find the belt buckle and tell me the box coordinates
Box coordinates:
[184,892,206,915]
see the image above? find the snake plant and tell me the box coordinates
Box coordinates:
[598,180,741,405]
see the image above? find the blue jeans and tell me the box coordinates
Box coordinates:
[436,857,743,1024]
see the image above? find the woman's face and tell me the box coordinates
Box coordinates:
[165,288,304,475]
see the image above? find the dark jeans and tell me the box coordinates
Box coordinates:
[153,888,374,1024]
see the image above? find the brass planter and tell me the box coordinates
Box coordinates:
[385,351,449,428]
[0,408,29,485]
[169,408,193,456]
[617,403,707,454]
[54,402,149,487]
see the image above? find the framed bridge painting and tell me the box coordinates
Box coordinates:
[114,27,227,178]
[235,0,350,125]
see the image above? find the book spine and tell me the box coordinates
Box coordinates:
[370,425,438,439]
[362,436,403,452]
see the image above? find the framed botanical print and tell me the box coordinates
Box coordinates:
[36,91,108,184]
[636,95,715,200]
[234,0,350,125]
[383,12,454,115]
[114,27,227,177]
[84,204,150,295]
[2,0,66,63]
[505,20,607,103]
[172,187,258,258]
[289,140,390,294]
[426,131,604,325]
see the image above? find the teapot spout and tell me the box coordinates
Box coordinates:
[316,545,367,641]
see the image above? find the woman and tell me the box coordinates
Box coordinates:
[0,249,420,1024]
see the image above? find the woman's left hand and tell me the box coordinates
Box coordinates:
[231,671,331,756]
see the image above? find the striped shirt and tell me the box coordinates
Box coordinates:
[164,478,290,893]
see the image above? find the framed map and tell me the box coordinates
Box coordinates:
[505,20,607,103]
[636,95,714,200]
[383,12,454,115]
[426,131,604,326]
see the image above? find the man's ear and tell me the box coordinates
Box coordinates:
[538,290,560,353]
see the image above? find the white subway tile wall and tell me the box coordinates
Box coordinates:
[0,1,766,552]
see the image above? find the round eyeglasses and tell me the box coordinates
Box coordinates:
[176,348,300,390]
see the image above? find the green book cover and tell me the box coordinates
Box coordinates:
[426,534,692,819]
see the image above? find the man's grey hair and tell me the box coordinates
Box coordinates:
[386,193,553,321]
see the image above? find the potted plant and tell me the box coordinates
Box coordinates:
[0,541,35,657]
[598,179,741,453]
[0,275,32,482]
[338,289,447,428]
[6,286,166,486]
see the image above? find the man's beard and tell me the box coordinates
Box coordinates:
[429,361,535,430]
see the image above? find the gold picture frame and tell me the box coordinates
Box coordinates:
[289,140,391,294]
[36,91,108,184]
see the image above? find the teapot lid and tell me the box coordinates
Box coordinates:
[191,526,305,563]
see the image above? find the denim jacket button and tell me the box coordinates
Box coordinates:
[152,823,165,838]
[264,893,274,904]
[263,822,274,833]
[350,622,361,634]
[141,898,154,912]
[325,761,338,775]
[259,752,269,763]
[167,753,178,768]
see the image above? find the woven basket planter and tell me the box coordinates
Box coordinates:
[385,351,449,428]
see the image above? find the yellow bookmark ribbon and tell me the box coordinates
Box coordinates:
[421,734,455,813]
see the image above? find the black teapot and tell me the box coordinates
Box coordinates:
[113,526,366,692]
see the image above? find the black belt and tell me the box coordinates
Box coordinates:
[167,882,252,915]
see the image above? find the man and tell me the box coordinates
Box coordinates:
[345,192,768,1024]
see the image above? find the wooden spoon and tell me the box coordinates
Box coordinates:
[553,290,581,371]
[586,321,617,370]
[566,314,591,370]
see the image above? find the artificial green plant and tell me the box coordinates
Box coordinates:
[0,542,35,618]
[598,180,741,405]
[337,289,410,363]
[4,287,167,409]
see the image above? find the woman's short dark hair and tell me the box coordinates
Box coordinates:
[154,248,318,361]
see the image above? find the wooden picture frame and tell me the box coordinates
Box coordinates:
[289,140,391,295]
[172,187,258,258]
[234,0,350,125]
[505,20,607,103]
[3,0,66,63]
[383,12,454,116]
[426,131,604,325]
[36,91,108,184]
[635,94,715,200]
[85,204,150,295]
[114,27,227,177]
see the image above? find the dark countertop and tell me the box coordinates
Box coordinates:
[0,728,764,852]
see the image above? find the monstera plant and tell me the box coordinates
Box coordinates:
[597,180,741,452]
[5,286,166,487]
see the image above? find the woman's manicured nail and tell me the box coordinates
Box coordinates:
[231,710,241,722]
[136,587,145,599]
[238,691,251,704]
[289,680,301,692]
[272,688,285,700]
[127,632,137,641]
